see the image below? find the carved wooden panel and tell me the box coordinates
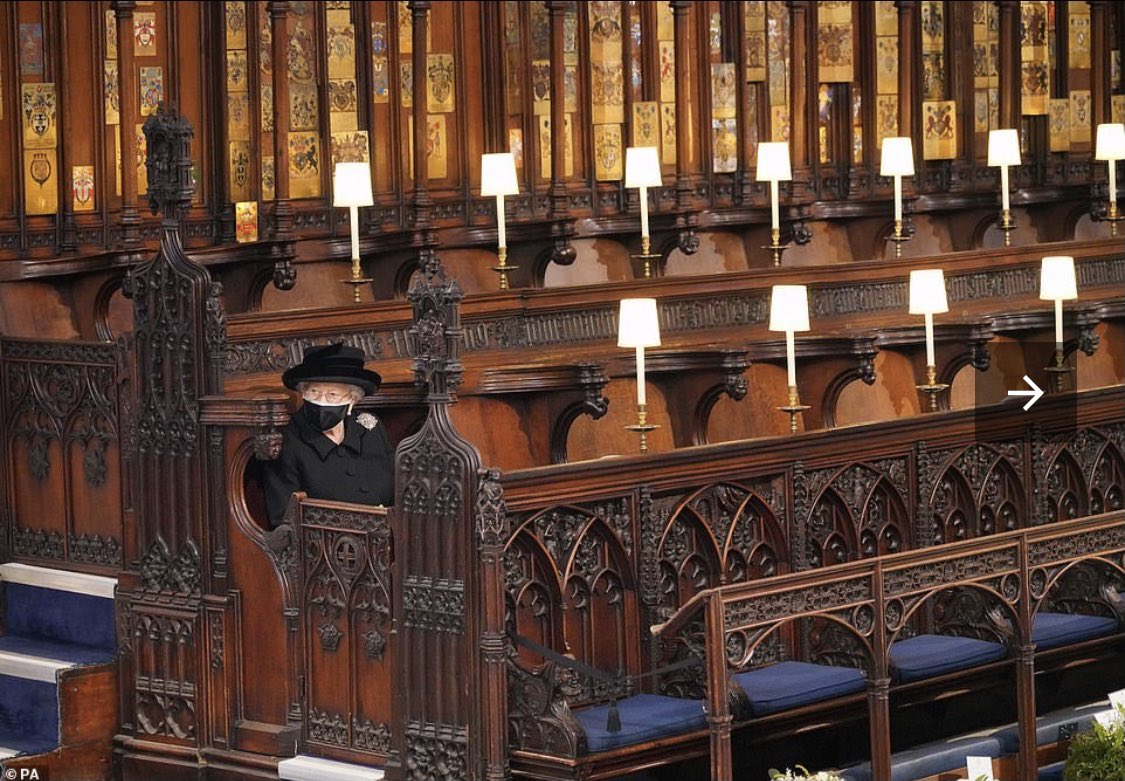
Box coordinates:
[505,498,638,704]
[1,338,123,568]
[1039,426,1125,523]
[918,442,1027,546]
[300,504,394,761]
[794,458,910,569]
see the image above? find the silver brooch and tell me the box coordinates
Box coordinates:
[356,413,379,430]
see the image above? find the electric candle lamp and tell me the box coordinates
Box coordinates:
[988,129,1020,242]
[769,285,810,432]
[333,162,374,303]
[1095,124,1125,228]
[909,269,950,411]
[880,137,915,256]
[618,298,661,452]
[481,152,520,289]
[625,147,662,270]
[1040,255,1077,356]
[756,143,792,266]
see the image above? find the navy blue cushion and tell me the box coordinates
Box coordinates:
[733,661,866,716]
[839,733,1003,781]
[1032,612,1117,651]
[992,701,1107,753]
[0,674,58,750]
[889,634,1007,683]
[1037,760,1065,781]
[4,583,116,653]
[574,693,706,753]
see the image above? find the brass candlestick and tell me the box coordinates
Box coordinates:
[490,246,518,290]
[341,259,373,303]
[998,209,1016,247]
[624,403,659,453]
[763,227,786,267]
[1044,348,1074,393]
[632,235,662,279]
[916,364,949,412]
[776,385,810,434]
[888,219,911,258]
[1105,201,1123,238]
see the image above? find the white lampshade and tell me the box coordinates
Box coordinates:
[908,269,949,315]
[1040,256,1078,301]
[333,162,374,207]
[755,142,792,182]
[618,298,661,348]
[1095,123,1125,161]
[768,285,809,332]
[880,137,915,177]
[481,153,519,196]
[625,146,662,188]
[987,129,1021,167]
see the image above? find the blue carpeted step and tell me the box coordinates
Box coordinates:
[0,635,115,668]
[0,563,116,653]
[0,674,58,753]
[0,725,58,760]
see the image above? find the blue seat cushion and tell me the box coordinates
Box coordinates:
[991,700,1107,753]
[0,674,58,749]
[1037,760,1065,781]
[733,661,866,716]
[574,693,706,753]
[839,733,1003,781]
[889,634,1007,683]
[1032,612,1117,651]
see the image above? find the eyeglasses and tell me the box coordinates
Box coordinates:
[302,387,351,404]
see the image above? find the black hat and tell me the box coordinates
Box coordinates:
[282,343,382,395]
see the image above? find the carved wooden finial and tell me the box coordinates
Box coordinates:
[142,102,195,225]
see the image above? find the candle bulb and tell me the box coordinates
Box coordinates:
[349,206,360,261]
[1000,166,1010,212]
[639,186,649,239]
[770,179,780,231]
[635,345,646,405]
[924,312,935,367]
[894,176,903,223]
[1040,256,1077,354]
[1096,124,1125,208]
[785,329,796,387]
[495,194,506,249]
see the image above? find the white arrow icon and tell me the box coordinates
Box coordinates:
[1007,375,1044,411]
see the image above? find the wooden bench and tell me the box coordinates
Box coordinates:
[652,510,1125,781]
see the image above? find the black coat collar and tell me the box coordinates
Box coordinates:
[294,409,365,460]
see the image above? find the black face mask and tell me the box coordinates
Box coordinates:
[300,400,349,431]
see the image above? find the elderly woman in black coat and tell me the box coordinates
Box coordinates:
[262,343,394,527]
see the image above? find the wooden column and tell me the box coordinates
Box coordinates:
[852,1,876,198]
[997,0,1022,129]
[480,3,507,153]
[788,1,812,200]
[113,0,141,246]
[477,472,510,781]
[410,0,437,273]
[546,0,575,265]
[731,0,755,202]
[671,0,699,251]
[894,1,917,141]
[947,0,974,191]
[269,1,292,239]
[55,3,77,251]
[1089,1,1111,127]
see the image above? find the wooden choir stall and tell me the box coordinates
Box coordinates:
[0,2,1123,781]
